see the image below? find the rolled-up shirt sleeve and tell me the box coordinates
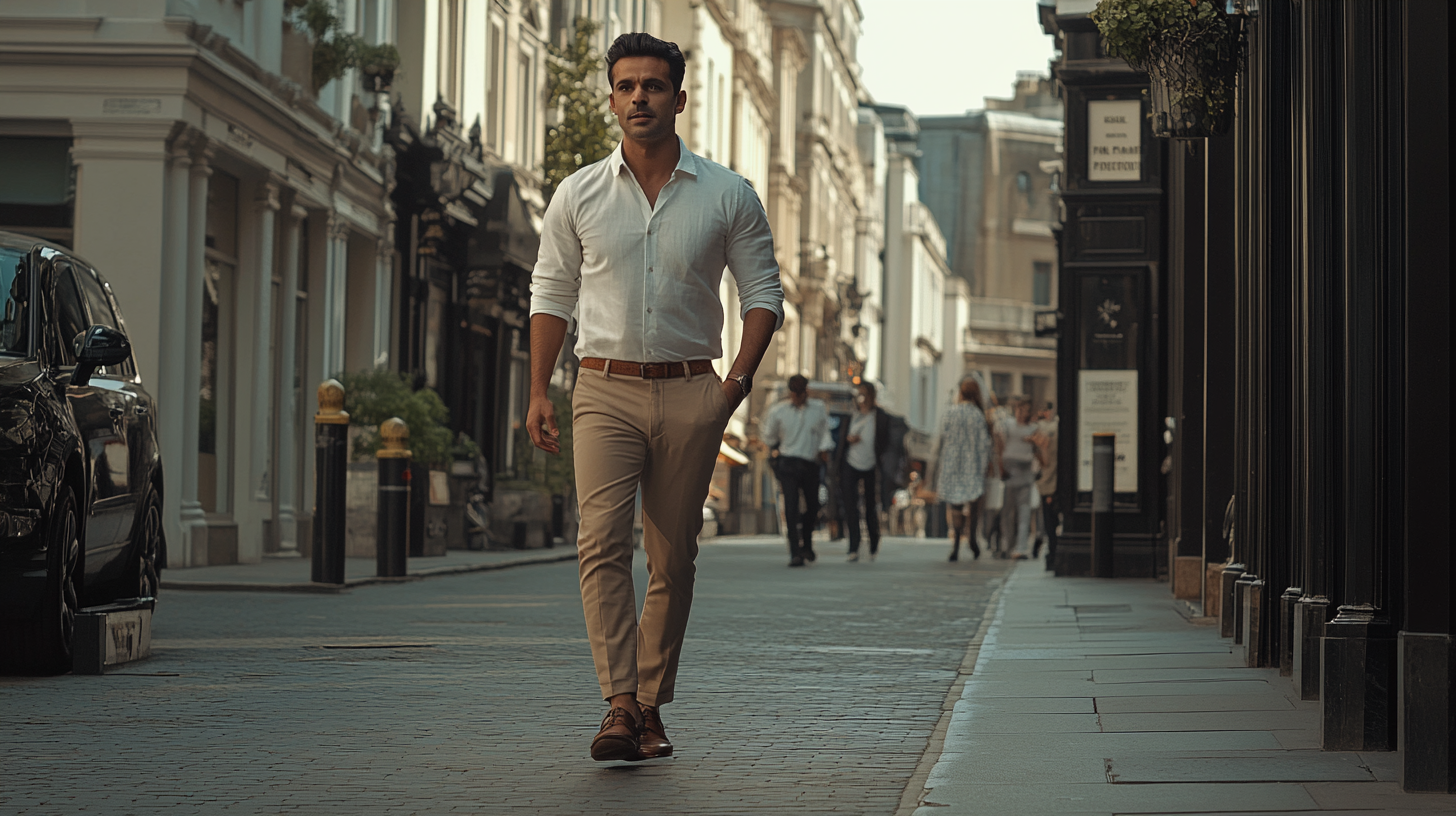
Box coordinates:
[529,179,583,329]
[725,178,784,330]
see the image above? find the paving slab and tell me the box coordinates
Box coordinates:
[1105,753,1376,783]
[917,780,1320,815]
[1098,710,1316,732]
[1093,693,1297,713]
[956,696,1096,714]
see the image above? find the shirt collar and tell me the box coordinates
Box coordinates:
[610,136,699,178]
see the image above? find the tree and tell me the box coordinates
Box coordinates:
[543,17,619,201]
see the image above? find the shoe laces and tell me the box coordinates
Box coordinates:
[601,706,640,732]
[639,705,666,736]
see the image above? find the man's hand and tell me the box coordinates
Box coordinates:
[721,379,745,412]
[527,394,561,454]
[847,434,862,444]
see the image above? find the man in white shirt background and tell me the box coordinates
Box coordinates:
[761,375,834,567]
[527,33,783,763]
[997,396,1039,560]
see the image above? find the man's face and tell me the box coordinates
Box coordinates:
[1015,402,1032,424]
[858,387,875,410]
[789,389,808,407]
[608,56,685,144]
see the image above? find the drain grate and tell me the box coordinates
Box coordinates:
[1068,604,1133,614]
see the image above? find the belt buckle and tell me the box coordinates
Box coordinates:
[637,362,648,378]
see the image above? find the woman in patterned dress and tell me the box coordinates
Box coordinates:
[934,377,995,561]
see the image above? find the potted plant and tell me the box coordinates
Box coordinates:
[1090,0,1248,138]
[288,0,400,94]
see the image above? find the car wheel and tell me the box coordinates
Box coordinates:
[130,485,162,599]
[24,485,81,674]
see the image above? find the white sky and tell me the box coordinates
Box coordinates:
[855,0,1057,117]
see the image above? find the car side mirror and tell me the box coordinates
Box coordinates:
[71,325,130,388]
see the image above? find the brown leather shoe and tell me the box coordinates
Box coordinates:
[590,706,641,761]
[638,705,673,758]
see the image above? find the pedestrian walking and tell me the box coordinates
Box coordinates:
[762,374,833,567]
[1031,404,1059,570]
[997,396,1039,560]
[932,377,995,561]
[834,382,890,562]
[527,32,783,763]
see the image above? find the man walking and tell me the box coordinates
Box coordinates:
[835,382,890,561]
[762,375,833,567]
[527,33,783,762]
[997,396,1039,560]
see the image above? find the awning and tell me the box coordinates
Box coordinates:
[717,442,750,466]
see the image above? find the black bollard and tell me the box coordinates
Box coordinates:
[312,379,349,585]
[376,417,411,578]
[1090,432,1115,578]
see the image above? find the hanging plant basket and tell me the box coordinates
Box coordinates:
[1091,0,1248,139]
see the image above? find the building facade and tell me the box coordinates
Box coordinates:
[918,78,1063,409]
[1046,0,1453,790]
[0,0,396,566]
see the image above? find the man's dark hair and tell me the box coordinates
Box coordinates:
[858,381,877,399]
[606,33,687,93]
[788,375,809,394]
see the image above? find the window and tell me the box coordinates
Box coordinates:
[991,372,1013,403]
[487,23,503,151]
[74,264,134,377]
[1033,261,1052,307]
[53,263,89,367]
[0,248,28,356]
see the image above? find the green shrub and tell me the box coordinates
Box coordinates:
[336,369,462,468]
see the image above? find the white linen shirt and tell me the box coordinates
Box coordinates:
[846,411,877,471]
[762,398,834,461]
[528,138,784,362]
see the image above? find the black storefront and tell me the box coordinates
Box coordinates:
[387,100,541,484]
[1045,0,1451,791]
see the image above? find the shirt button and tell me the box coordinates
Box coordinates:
[647,308,653,313]
[648,267,654,273]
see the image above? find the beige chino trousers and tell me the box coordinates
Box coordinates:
[572,365,733,707]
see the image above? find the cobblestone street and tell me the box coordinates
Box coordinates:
[2,538,1008,815]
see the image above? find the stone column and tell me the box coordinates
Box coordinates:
[250,179,282,506]
[159,134,193,565]
[373,238,392,368]
[181,139,215,565]
[321,216,349,378]
[274,204,308,557]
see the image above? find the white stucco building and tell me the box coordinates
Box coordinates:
[0,0,397,567]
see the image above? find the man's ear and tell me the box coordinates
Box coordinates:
[675,89,687,114]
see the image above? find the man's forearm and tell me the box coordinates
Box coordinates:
[728,307,779,378]
[529,314,569,398]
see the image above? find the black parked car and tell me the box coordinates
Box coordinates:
[1,231,163,673]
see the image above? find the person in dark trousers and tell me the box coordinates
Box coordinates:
[834,382,891,561]
[1031,404,1058,569]
[762,374,832,566]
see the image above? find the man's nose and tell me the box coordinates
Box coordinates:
[630,86,649,105]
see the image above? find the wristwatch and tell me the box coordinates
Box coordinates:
[729,373,752,396]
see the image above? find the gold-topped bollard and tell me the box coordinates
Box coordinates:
[312,379,350,585]
[376,417,412,578]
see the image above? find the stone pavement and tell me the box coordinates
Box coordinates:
[908,561,1456,816]
[159,547,579,592]
[2,535,1007,815]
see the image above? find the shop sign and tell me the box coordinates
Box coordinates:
[1087,100,1142,182]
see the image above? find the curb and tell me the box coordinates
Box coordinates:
[894,562,1015,816]
[160,550,579,594]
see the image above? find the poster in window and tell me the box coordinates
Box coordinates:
[1077,370,1138,493]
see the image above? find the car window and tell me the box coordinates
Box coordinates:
[74,264,134,377]
[53,262,89,367]
[0,247,28,356]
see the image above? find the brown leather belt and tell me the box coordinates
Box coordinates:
[579,357,716,379]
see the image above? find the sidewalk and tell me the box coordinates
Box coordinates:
[907,561,1456,816]
[159,546,577,593]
